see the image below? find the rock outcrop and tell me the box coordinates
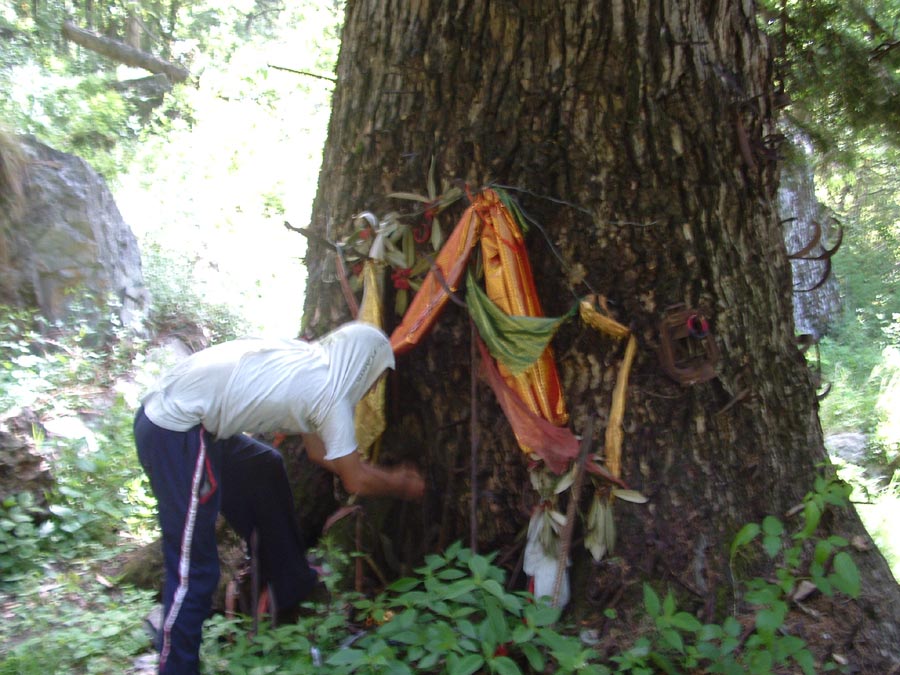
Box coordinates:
[779,132,842,339]
[0,133,148,331]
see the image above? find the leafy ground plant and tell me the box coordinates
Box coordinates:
[0,398,156,583]
[610,476,860,675]
[201,542,603,675]
[336,542,597,675]
[0,581,156,675]
[199,476,861,675]
[1,478,863,675]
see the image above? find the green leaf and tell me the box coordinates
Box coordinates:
[445,541,463,559]
[485,597,510,644]
[793,647,817,675]
[459,637,480,652]
[696,640,722,661]
[469,554,490,580]
[520,642,544,671]
[660,628,684,653]
[755,603,787,634]
[697,623,723,641]
[419,650,442,670]
[497,591,524,614]
[745,582,781,606]
[814,539,834,565]
[526,602,560,627]
[749,650,773,673]
[762,515,784,536]
[763,534,783,559]
[670,612,702,633]
[444,578,478,599]
[643,584,661,617]
[448,652,485,675]
[761,517,784,558]
[450,605,479,620]
[326,648,366,666]
[831,551,860,598]
[490,655,522,675]
[458,619,478,639]
[388,630,422,645]
[720,636,740,656]
[388,577,420,592]
[813,569,834,596]
[649,650,680,674]
[662,592,675,617]
[48,504,75,518]
[512,623,535,645]
[778,634,807,656]
[730,523,760,558]
[722,616,742,638]
[481,578,506,599]
[800,500,822,538]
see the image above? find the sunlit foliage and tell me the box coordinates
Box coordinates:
[759,0,900,154]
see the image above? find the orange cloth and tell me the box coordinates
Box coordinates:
[389,189,570,469]
[390,204,481,354]
[478,339,577,473]
[477,190,568,427]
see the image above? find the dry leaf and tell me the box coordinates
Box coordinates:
[612,488,649,504]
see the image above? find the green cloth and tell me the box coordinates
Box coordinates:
[466,271,576,375]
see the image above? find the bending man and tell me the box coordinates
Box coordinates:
[134,322,425,674]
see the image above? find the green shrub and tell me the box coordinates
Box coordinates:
[141,242,245,344]
[201,480,861,675]
[0,304,156,581]
[0,585,156,675]
[0,399,156,583]
[612,476,859,675]
[201,541,603,675]
[338,542,598,675]
[0,492,46,581]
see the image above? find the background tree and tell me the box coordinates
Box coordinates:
[761,0,900,546]
[0,0,300,178]
[759,0,900,154]
[302,0,900,670]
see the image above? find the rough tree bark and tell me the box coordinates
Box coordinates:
[301,1,899,670]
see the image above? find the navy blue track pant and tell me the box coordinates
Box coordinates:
[134,407,318,674]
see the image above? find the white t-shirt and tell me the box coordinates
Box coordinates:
[141,323,394,461]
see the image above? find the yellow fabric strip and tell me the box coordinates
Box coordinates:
[355,260,388,460]
[604,335,637,479]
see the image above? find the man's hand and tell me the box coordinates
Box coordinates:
[303,433,425,501]
[393,464,425,501]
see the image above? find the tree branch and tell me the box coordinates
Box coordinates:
[267,63,337,83]
[61,20,190,83]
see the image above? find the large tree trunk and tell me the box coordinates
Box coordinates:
[302,1,900,670]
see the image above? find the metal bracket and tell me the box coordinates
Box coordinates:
[658,305,719,385]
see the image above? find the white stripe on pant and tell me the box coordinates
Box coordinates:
[159,430,207,671]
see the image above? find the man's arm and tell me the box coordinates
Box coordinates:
[302,433,425,501]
